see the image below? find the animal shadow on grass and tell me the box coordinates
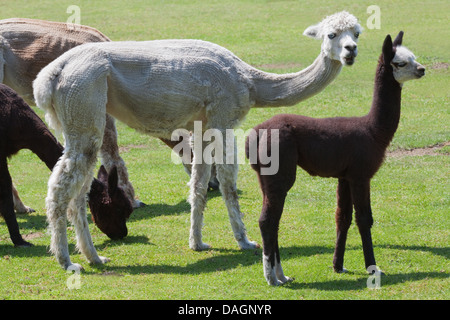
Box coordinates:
[0,212,47,253]
[90,245,331,276]
[285,271,449,291]
[281,244,449,291]
[100,248,262,276]
[4,211,47,231]
[127,189,224,222]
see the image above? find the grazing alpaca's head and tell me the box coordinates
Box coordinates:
[88,165,133,240]
[303,11,361,66]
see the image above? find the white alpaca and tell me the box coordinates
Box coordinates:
[33,11,361,269]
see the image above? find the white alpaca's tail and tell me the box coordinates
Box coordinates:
[33,60,65,136]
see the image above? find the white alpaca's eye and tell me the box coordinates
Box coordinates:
[328,33,336,39]
[354,32,359,38]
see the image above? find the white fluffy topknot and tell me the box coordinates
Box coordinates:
[321,11,360,32]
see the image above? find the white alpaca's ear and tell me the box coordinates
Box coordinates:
[303,24,321,39]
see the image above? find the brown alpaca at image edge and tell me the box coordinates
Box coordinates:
[246,31,425,285]
[0,83,132,247]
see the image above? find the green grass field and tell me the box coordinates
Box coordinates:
[0,0,448,300]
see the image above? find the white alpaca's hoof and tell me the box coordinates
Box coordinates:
[238,239,260,250]
[190,242,211,251]
[89,256,110,265]
[66,263,84,272]
[98,256,110,264]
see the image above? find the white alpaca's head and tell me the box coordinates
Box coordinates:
[304,11,362,66]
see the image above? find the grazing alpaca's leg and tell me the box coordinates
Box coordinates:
[100,114,144,208]
[349,180,377,272]
[0,158,32,247]
[333,179,353,273]
[12,183,35,213]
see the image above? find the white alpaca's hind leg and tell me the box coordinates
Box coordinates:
[68,178,109,265]
[46,155,88,270]
[47,204,72,269]
[42,57,109,270]
[47,132,105,269]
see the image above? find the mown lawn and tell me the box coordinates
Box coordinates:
[0,0,448,300]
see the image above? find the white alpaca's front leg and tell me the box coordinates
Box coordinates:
[216,163,259,249]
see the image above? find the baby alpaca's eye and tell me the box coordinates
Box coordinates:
[392,62,407,68]
[328,33,336,39]
[354,32,360,38]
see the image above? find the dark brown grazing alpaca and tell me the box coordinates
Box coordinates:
[246,32,425,285]
[88,166,133,240]
[0,83,132,246]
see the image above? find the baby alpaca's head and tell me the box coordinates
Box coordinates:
[382,31,425,84]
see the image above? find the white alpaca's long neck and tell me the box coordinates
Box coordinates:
[250,52,343,108]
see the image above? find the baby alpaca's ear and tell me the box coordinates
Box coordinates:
[303,23,322,39]
[382,34,394,63]
[393,31,404,47]
[97,165,109,183]
[107,166,119,197]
